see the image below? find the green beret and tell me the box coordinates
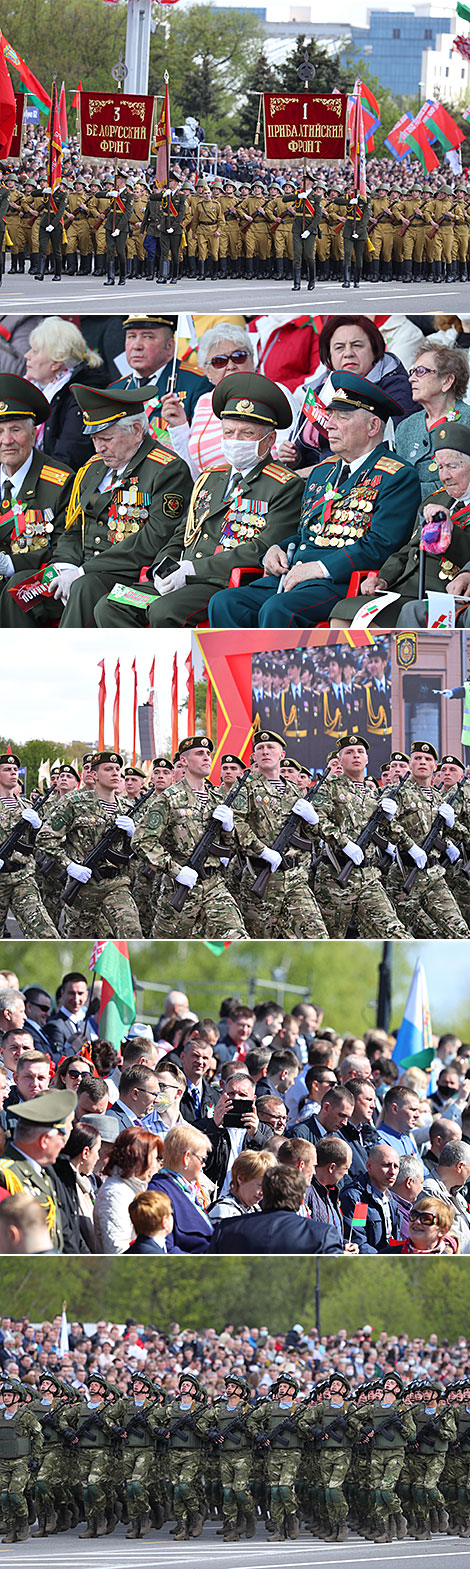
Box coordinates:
[281,757,305,774]
[432,423,470,459]
[252,730,286,750]
[152,756,174,771]
[57,763,80,782]
[124,765,146,779]
[0,752,20,767]
[212,370,292,431]
[440,754,464,769]
[390,750,409,763]
[9,1089,76,1128]
[179,735,213,755]
[221,753,245,768]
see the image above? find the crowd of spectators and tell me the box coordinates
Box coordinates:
[0,965,469,1258]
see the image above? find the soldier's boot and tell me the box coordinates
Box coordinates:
[435,260,443,281]
[95,1514,107,1537]
[396,1513,407,1539]
[373,1525,389,1543]
[33,1514,47,1537]
[371,258,380,281]
[353,266,361,288]
[138,1514,151,1537]
[52,257,62,281]
[188,255,196,277]
[219,257,227,277]
[342,263,351,288]
[27,1495,36,1524]
[145,252,154,279]
[188,1510,204,1537]
[103,259,115,286]
[211,258,219,280]
[35,255,46,281]
[402,259,411,283]
[245,1511,256,1538]
[292,268,301,291]
[438,1509,449,1531]
[2,1528,16,1544]
[135,258,143,277]
[388,1516,397,1540]
[460,263,468,281]
[287,1514,300,1539]
[307,264,316,290]
[9,254,17,273]
[44,1506,58,1534]
[15,1526,30,1542]
[198,259,205,279]
[170,1521,188,1540]
[223,1523,239,1541]
[79,1521,97,1538]
[118,259,126,285]
[430,1508,439,1533]
[275,257,284,279]
[268,1527,284,1541]
[126,1522,139,1539]
[157,259,169,283]
[57,1507,72,1532]
[336,1522,348,1542]
[30,252,39,274]
[67,253,77,274]
[245,258,253,278]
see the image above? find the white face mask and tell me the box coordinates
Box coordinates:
[222,436,266,473]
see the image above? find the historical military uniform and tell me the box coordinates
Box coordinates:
[63,181,92,274]
[87,183,110,275]
[248,1378,301,1541]
[312,737,409,938]
[342,195,371,288]
[0,373,73,619]
[291,188,323,290]
[158,184,186,282]
[368,188,396,281]
[232,740,327,938]
[264,185,296,278]
[0,1386,43,1543]
[95,372,305,630]
[397,186,427,281]
[194,188,223,276]
[238,186,271,276]
[210,373,421,629]
[217,186,243,274]
[37,185,67,282]
[3,182,26,273]
[104,185,133,286]
[388,743,469,938]
[35,766,143,939]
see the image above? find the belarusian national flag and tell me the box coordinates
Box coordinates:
[89,940,136,1050]
[350,1203,368,1229]
[404,121,440,172]
[301,388,330,432]
[203,942,232,954]
[425,102,465,152]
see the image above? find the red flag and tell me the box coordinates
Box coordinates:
[155,77,171,185]
[48,81,62,190]
[113,659,120,754]
[131,658,138,766]
[171,653,178,757]
[204,669,213,742]
[404,120,440,172]
[58,81,68,143]
[185,652,195,736]
[6,742,12,755]
[97,660,106,750]
[351,78,367,197]
[148,658,155,706]
[71,80,82,111]
[0,45,16,157]
[1,35,51,109]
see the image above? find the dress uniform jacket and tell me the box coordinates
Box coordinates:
[0,449,74,572]
[336,486,470,625]
[0,1143,63,1250]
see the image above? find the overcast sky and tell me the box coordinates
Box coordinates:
[0,631,192,759]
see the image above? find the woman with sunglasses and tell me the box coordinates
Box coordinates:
[159,322,299,480]
[395,342,470,498]
[52,1056,95,1093]
[389,1194,458,1254]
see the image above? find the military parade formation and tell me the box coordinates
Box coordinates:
[0,1366,470,1543]
[2,162,470,288]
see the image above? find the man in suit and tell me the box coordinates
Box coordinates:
[114,314,212,425]
[113,1065,161,1134]
[196,1070,269,1195]
[340,1143,402,1252]
[208,372,421,627]
[93,372,305,629]
[172,1037,220,1126]
[23,988,53,1056]
[0,382,192,629]
[208,1166,342,1253]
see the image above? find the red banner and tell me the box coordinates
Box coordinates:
[98,659,106,751]
[171,653,178,757]
[78,91,156,166]
[263,92,348,166]
[5,91,25,162]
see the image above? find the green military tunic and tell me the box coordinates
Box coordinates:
[132,776,247,938]
[366,1398,415,1537]
[232,773,327,938]
[35,788,142,939]
[0,450,74,620]
[198,1398,254,1534]
[0,794,58,937]
[0,1143,63,1249]
[410,1401,455,1536]
[312,773,408,938]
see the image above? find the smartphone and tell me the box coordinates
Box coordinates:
[223,1098,253,1128]
[155,556,181,580]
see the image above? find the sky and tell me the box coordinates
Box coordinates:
[0,631,192,758]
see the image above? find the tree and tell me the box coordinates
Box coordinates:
[149,6,265,143]
[0,0,125,98]
[237,48,279,147]
[275,36,355,97]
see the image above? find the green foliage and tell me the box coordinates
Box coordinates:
[149,5,265,143]
[2,0,125,99]
[0,737,87,795]
[275,36,354,97]
[237,48,280,146]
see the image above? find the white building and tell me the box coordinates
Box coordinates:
[421,17,470,102]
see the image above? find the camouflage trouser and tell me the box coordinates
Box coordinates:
[318,1447,350,1522]
[133,863,162,937]
[387,865,469,939]
[240,866,328,939]
[0,1458,31,1527]
[61,876,143,938]
[369,1449,404,1524]
[151,871,248,939]
[347,1449,370,1526]
[442,1451,470,1526]
[315,866,408,939]
[411,1453,446,1523]
[75,1449,115,1520]
[219,1451,253,1523]
[0,870,58,937]
[38,868,64,931]
[267,1449,301,1525]
[35,1448,71,1517]
[126,1448,155,1521]
[447,868,470,928]
[167,1451,200,1521]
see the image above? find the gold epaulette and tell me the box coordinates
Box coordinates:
[40,465,71,485]
[148,445,176,466]
[263,462,294,483]
[375,456,404,475]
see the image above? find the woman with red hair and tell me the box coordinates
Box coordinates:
[93,1127,163,1254]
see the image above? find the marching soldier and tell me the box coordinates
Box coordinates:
[199,1372,255,1542]
[126,179,148,280]
[239,182,271,278]
[313,735,409,938]
[113,1373,166,1539]
[366,1374,413,1543]
[265,181,296,281]
[64,178,92,276]
[342,192,372,289]
[35,181,67,284]
[218,182,243,277]
[387,740,469,937]
[35,749,143,938]
[291,179,323,292]
[249,1375,302,1542]
[0,1382,43,1544]
[0,750,59,937]
[232,729,328,938]
[409,1382,455,1540]
[194,183,223,279]
[165,1373,206,1541]
[87,180,110,278]
[298,1374,352,1543]
[103,174,133,288]
[158,174,186,284]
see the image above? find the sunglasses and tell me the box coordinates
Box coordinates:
[209,350,250,369]
[409,1211,438,1226]
[67,1068,89,1081]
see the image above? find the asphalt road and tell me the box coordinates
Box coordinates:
[1,273,470,314]
[0,1529,468,1568]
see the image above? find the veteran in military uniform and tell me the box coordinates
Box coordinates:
[0,751,59,937]
[115,313,212,434]
[209,373,420,629]
[312,735,409,938]
[35,749,143,938]
[94,372,305,630]
[0,382,192,630]
[132,735,247,939]
[387,741,469,937]
[0,1382,43,1543]
[232,729,328,938]
[0,375,73,602]
[0,1089,75,1251]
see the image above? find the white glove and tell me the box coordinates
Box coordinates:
[153,560,196,595]
[446,841,460,864]
[440,690,453,698]
[301,228,311,238]
[0,553,14,579]
[50,563,84,603]
[380,797,397,819]
[66,861,92,884]
[260,847,282,872]
[292,798,319,826]
[212,803,233,831]
[409,843,427,869]
[115,815,135,838]
[176,865,198,888]
[112,227,120,237]
[385,842,396,861]
[344,839,364,866]
[439,802,455,828]
[0,859,4,870]
[45,223,54,232]
[21,808,41,830]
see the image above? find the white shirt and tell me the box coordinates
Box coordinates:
[97,464,129,495]
[0,452,34,499]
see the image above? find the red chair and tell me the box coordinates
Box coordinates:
[316,570,370,626]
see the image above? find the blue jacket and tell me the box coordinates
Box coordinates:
[114,362,212,426]
[279,444,421,582]
[340,1173,401,1253]
[208,1210,342,1254]
[148,1172,213,1254]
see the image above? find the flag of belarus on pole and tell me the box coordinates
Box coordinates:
[59,1303,69,1356]
[89,940,136,1051]
[393,957,433,1069]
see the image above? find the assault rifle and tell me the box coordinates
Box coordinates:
[60,783,154,908]
[335,772,410,888]
[250,769,329,901]
[401,776,466,893]
[170,768,250,912]
[0,780,56,871]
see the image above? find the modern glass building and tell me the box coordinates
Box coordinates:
[350,9,452,95]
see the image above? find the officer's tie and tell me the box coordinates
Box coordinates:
[1,478,13,510]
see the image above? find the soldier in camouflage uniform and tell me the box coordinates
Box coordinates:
[248,1375,301,1541]
[409,1382,455,1539]
[0,1381,43,1543]
[313,736,409,937]
[439,755,470,928]
[200,1373,255,1542]
[345,1384,374,1536]
[35,764,80,930]
[166,1373,206,1541]
[0,752,58,937]
[65,1376,120,1539]
[34,1373,74,1536]
[35,750,143,938]
[232,730,328,938]
[365,1374,413,1543]
[111,1373,166,1539]
[133,735,247,939]
[387,741,469,938]
[442,1379,470,1537]
[131,758,173,936]
[299,1374,352,1542]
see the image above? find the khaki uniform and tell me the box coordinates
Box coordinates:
[238,196,271,264]
[63,192,92,261]
[194,196,223,262]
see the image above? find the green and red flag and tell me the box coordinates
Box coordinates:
[301,387,331,434]
[47,81,62,190]
[424,102,465,153]
[89,940,136,1050]
[404,120,439,172]
[1,34,51,110]
[0,42,16,158]
[203,942,232,954]
[350,1202,368,1229]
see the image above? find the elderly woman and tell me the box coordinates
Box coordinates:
[395,341,470,498]
[148,1123,213,1253]
[25,317,108,469]
[160,321,299,479]
[93,1127,162,1255]
[278,315,414,471]
[208,1148,277,1220]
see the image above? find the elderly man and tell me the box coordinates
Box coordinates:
[208,372,420,628]
[333,424,470,627]
[0,1088,76,1252]
[0,383,192,629]
[115,313,212,425]
[93,372,305,629]
[0,374,73,611]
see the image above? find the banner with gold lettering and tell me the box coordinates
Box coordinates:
[5,92,25,163]
[262,93,348,166]
[78,92,156,166]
